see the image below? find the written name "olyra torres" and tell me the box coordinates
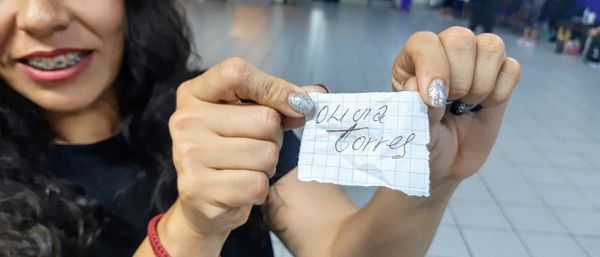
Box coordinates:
[315,104,416,159]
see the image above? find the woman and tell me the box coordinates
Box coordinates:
[0,0,521,257]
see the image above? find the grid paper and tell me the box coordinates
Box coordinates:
[297,92,430,197]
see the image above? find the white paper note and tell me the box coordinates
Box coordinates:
[298,92,430,197]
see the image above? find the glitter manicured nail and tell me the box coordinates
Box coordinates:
[288,93,314,115]
[427,79,448,108]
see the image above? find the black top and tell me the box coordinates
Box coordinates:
[43,131,301,257]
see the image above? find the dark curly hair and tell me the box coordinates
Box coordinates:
[0,0,196,256]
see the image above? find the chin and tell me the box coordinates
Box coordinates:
[34,91,101,113]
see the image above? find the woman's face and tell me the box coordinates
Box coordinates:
[0,1,125,113]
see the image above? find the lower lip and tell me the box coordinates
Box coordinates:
[18,53,93,83]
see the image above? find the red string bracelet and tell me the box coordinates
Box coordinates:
[148,213,222,257]
[148,213,171,257]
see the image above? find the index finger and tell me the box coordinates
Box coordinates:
[392,31,450,109]
[180,57,308,119]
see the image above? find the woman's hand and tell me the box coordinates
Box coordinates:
[392,26,521,185]
[160,58,316,255]
[320,27,522,257]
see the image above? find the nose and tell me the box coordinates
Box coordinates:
[17,0,71,38]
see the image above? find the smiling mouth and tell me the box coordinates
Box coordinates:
[19,51,92,71]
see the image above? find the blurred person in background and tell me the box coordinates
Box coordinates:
[469,0,499,33]
[0,0,521,257]
[517,0,546,47]
[585,27,600,67]
[540,0,577,41]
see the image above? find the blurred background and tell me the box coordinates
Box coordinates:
[178,0,599,256]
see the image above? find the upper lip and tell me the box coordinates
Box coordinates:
[17,48,91,61]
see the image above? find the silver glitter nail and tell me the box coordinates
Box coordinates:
[427,79,448,108]
[288,93,314,115]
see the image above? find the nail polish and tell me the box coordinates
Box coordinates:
[288,93,314,115]
[427,79,448,108]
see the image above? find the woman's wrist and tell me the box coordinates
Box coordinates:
[378,177,460,211]
[415,177,460,209]
[158,200,227,257]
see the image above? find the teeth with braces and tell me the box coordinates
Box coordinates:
[26,52,88,71]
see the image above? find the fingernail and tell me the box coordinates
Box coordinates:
[288,93,314,115]
[427,79,448,108]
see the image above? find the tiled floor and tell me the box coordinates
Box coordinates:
[182,1,600,256]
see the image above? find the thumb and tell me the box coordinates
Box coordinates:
[182,58,309,119]
[282,84,329,129]
[401,77,445,127]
